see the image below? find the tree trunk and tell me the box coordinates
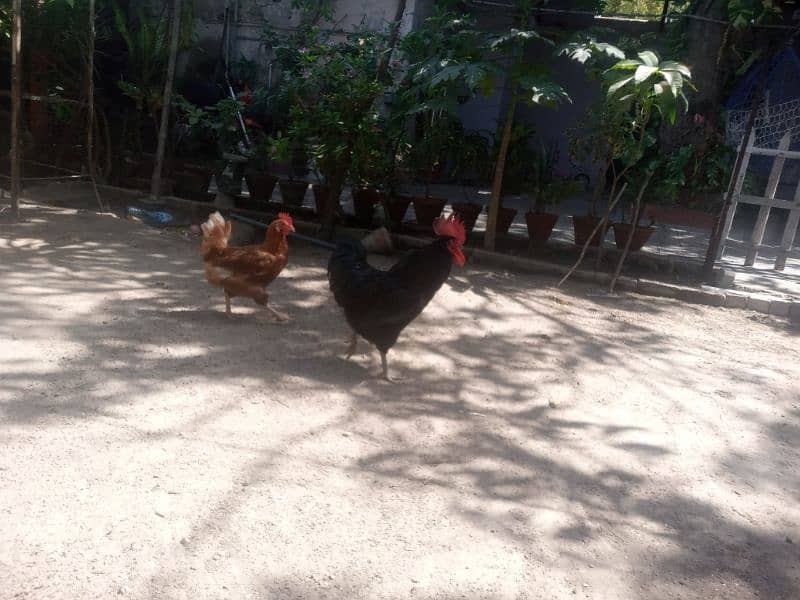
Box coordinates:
[484,95,516,251]
[10,0,22,220]
[150,0,182,202]
[557,182,627,288]
[86,0,105,212]
[376,0,407,78]
[609,171,652,292]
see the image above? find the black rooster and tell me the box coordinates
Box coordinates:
[328,214,466,380]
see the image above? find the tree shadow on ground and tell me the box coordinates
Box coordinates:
[2,201,799,599]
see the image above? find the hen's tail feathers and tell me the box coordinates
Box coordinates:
[361,227,393,255]
[201,212,232,254]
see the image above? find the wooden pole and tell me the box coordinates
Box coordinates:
[150,0,182,202]
[658,0,670,31]
[10,0,22,220]
[86,0,105,212]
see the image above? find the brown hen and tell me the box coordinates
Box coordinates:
[200,211,294,321]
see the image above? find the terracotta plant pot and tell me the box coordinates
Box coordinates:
[611,223,655,252]
[174,170,212,202]
[525,212,559,246]
[412,196,447,227]
[572,215,603,247]
[386,195,412,228]
[245,172,278,202]
[494,206,518,234]
[279,180,308,207]
[312,183,335,216]
[352,188,381,226]
[451,202,482,233]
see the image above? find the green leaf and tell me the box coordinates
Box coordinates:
[657,89,678,124]
[637,50,659,67]
[660,61,691,78]
[634,65,657,83]
[596,43,626,60]
[607,75,635,96]
[490,28,552,50]
[608,59,640,71]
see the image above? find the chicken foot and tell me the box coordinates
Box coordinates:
[221,276,289,322]
[380,352,403,382]
[345,332,358,358]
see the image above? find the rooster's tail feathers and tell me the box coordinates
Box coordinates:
[201,211,232,252]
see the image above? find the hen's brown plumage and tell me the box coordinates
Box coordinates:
[200,212,294,320]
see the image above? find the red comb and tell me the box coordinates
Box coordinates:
[433,213,466,246]
[277,212,293,227]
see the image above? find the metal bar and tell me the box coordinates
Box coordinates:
[229,212,338,251]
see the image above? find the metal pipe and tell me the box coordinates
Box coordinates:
[229,212,337,251]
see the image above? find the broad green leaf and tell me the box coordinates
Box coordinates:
[607,74,635,96]
[608,59,640,71]
[634,65,657,83]
[637,50,659,67]
[595,43,625,60]
[660,61,691,78]
[490,28,553,50]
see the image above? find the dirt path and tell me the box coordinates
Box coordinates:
[1,200,799,599]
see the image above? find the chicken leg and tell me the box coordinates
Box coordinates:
[222,276,289,322]
[265,304,290,322]
[224,290,232,315]
[345,332,358,358]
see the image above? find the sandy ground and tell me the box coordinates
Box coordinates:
[1,200,799,600]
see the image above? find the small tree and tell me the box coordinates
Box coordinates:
[483,0,570,251]
[559,47,693,289]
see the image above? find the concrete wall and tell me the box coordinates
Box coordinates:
[180,0,656,183]
[184,0,421,82]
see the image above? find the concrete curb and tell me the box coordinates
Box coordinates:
[395,233,799,321]
[90,185,800,323]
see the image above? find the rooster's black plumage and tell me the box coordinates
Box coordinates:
[327,215,466,379]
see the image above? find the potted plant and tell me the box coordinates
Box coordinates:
[524,141,580,246]
[244,134,278,203]
[349,116,406,228]
[558,43,693,290]
[558,37,631,247]
[395,8,493,229]
[264,129,307,208]
[450,129,492,234]
[265,14,396,235]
